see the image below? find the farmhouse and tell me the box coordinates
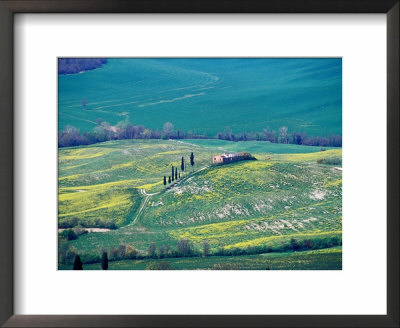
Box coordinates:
[212,152,256,165]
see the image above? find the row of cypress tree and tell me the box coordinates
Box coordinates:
[163,152,194,187]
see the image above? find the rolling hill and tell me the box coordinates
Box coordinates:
[58,58,342,137]
[58,139,342,270]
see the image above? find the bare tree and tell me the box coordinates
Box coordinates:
[162,122,174,137]
[177,239,193,257]
[278,126,288,143]
[263,128,276,142]
[292,132,306,145]
[158,245,167,258]
[224,127,233,141]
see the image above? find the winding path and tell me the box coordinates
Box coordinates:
[129,164,211,226]
[129,189,159,226]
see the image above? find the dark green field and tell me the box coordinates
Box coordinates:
[60,247,342,270]
[58,58,342,137]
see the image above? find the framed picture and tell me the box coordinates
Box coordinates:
[1,0,398,327]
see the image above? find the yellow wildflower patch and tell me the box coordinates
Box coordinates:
[58,179,142,193]
[324,179,342,188]
[137,180,163,192]
[64,163,88,170]
[275,149,342,163]
[224,230,342,249]
[59,147,114,161]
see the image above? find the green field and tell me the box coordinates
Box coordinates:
[58,58,342,137]
[60,247,342,270]
[58,139,342,269]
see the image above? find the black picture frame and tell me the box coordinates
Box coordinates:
[0,1,398,327]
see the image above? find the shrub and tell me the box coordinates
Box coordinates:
[232,151,256,162]
[146,261,172,270]
[80,253,101,264]
[317,157,342,165]
[66,249,77,264]
[73,226,88,237]
[148,243,156,258]
[302,239,314,250]
[109,248,118,261]
[59,229,78,241]
[125,245,138,259]
[158,245,167,258]
[290,238,301,251]
[89,219,118,230]
[202,240,210,257]
[58,241,69,265]
[59,217,79,229]
[213,263,239,270]
[324,157,342,165]
[214,246,226,256]
[225,247,247,256]
[329,237,341,246]
[109,244,138,261]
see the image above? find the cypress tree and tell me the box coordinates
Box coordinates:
[101,251,108,270]
[179,173,181,179]
[163,176,166,186]
[171,166,174,181]
[181,157,185,171]
[190,152,194,169]
[168,176,171,184]
[175,167,178,180]
[73,255,83,270]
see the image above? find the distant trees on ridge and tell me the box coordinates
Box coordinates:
[58,120,342,148]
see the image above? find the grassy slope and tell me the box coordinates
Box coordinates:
[58,139,215,227]
[60,247,342,270]
[59,139,342,270]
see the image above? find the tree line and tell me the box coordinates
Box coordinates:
[58,58,107,75]
[61,235,342,269]
[59,120,342,148]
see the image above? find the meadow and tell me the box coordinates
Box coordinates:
[58,139,342,269]
[61,247,342,270]
[58,58,342,137]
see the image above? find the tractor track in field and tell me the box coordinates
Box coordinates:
[129,189,159,226]
[129,165,210,226]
